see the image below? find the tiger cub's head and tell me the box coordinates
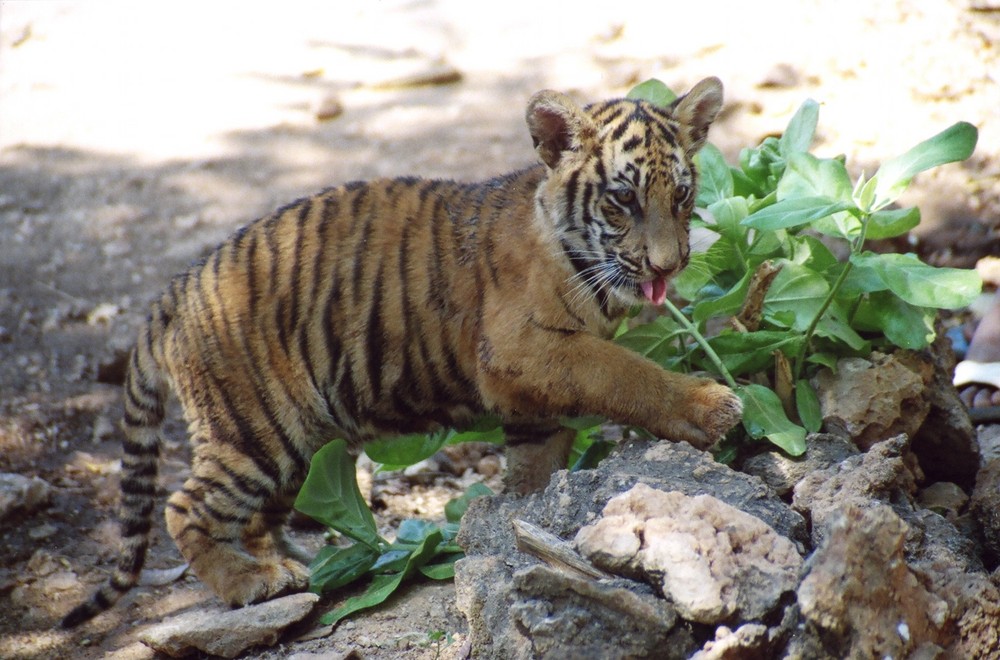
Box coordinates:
[527,77,723,310]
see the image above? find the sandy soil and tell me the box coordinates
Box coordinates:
[1,1,999,658]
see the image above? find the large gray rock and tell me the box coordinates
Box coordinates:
[740,433,858,497]
[455,438,806,658]
[0,472,52,521]
[574,484,802,624]
[140,592,320,658]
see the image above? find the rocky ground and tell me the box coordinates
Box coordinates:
[2,1,1000,658]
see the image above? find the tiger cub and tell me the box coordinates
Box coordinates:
[62,77,741,627]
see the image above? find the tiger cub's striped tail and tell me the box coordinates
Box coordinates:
[61,308,168,628]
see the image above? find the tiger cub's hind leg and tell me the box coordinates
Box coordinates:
[503,423,577,495]
[242,490,314,568]
[164,446,310,606]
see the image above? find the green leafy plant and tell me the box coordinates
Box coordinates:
[621,79,981,456]
[294,439,491,625]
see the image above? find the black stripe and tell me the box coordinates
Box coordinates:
[122,517,152,538]
[610,114,636,141]
[348,185,370,234]
[528,316,578,336]
[264,215,281,298]
[120,477,155,496]
[336,353,360,424]
[622,134,643,151]
[207,459,274,500]
[427,196,449,311]
[365,259,386,400]
[352,212,376,304]
[283,200,311,353]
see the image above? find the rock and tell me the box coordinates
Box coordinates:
[369,62,463,90]
[792,434,918,546]
[91,415,116,443]
[140,592,320,658]
[792,435,983,575]
[756,62,803,89]
[798,504,950,658]
[970,458,1000,564]
[691,623,769,660]
[741,433,859,496]
[315,95,343,122]
[0,472,52,521]
[979,424,1000,465]
[574,484,802,624]
[812,353,929,451]
[917,481,969,521]
[508,564,694,659]
[455,438,806,658]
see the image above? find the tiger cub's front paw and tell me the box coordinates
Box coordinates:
[674,380,743,450]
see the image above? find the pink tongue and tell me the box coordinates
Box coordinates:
[640,277,668,306]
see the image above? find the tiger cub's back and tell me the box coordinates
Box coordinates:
[157,172,544,453]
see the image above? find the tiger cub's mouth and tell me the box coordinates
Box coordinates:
[639,276,668,306]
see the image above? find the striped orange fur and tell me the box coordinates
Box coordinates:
[61,77,741,627]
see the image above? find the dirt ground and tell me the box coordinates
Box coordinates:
[1,1,999,658]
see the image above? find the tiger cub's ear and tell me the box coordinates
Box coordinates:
[670,77,724,155]
[526,90,597,170]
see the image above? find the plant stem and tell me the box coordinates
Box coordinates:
[662,299,739,389]
[791,211,870,382]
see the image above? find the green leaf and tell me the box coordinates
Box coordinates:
[309,543,380,594]
[814,312,869,352]
[837,260,887,297]
[627,78,677,106]
[295,440,382,549]
[737,384,807,456]
[570,439,615,471]
[778,153,853,203]
[695,144,734,206]
[779,99,819,156]
[395,519,440,545]
[675,237,742,299]
[444,482,494,523]
[364,431,449,468]
[873,121,978,207]
[692,269,753,323]
[705,331,803,377]
[795,380,823,433]
[321,528,444,625]
[742,196,853,232]
[706,197,750,243]
[419,553,461,580]
[853,291,936,350]
[615,316,686,366]
[864,207,920,240]
[790,235,838,272]
[850,252,981,309]
[853,173,878,212]
[764,262,830,330]
[444,425,505,446]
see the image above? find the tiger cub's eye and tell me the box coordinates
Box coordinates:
[611,188,636,207]
[675,184,691,204]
